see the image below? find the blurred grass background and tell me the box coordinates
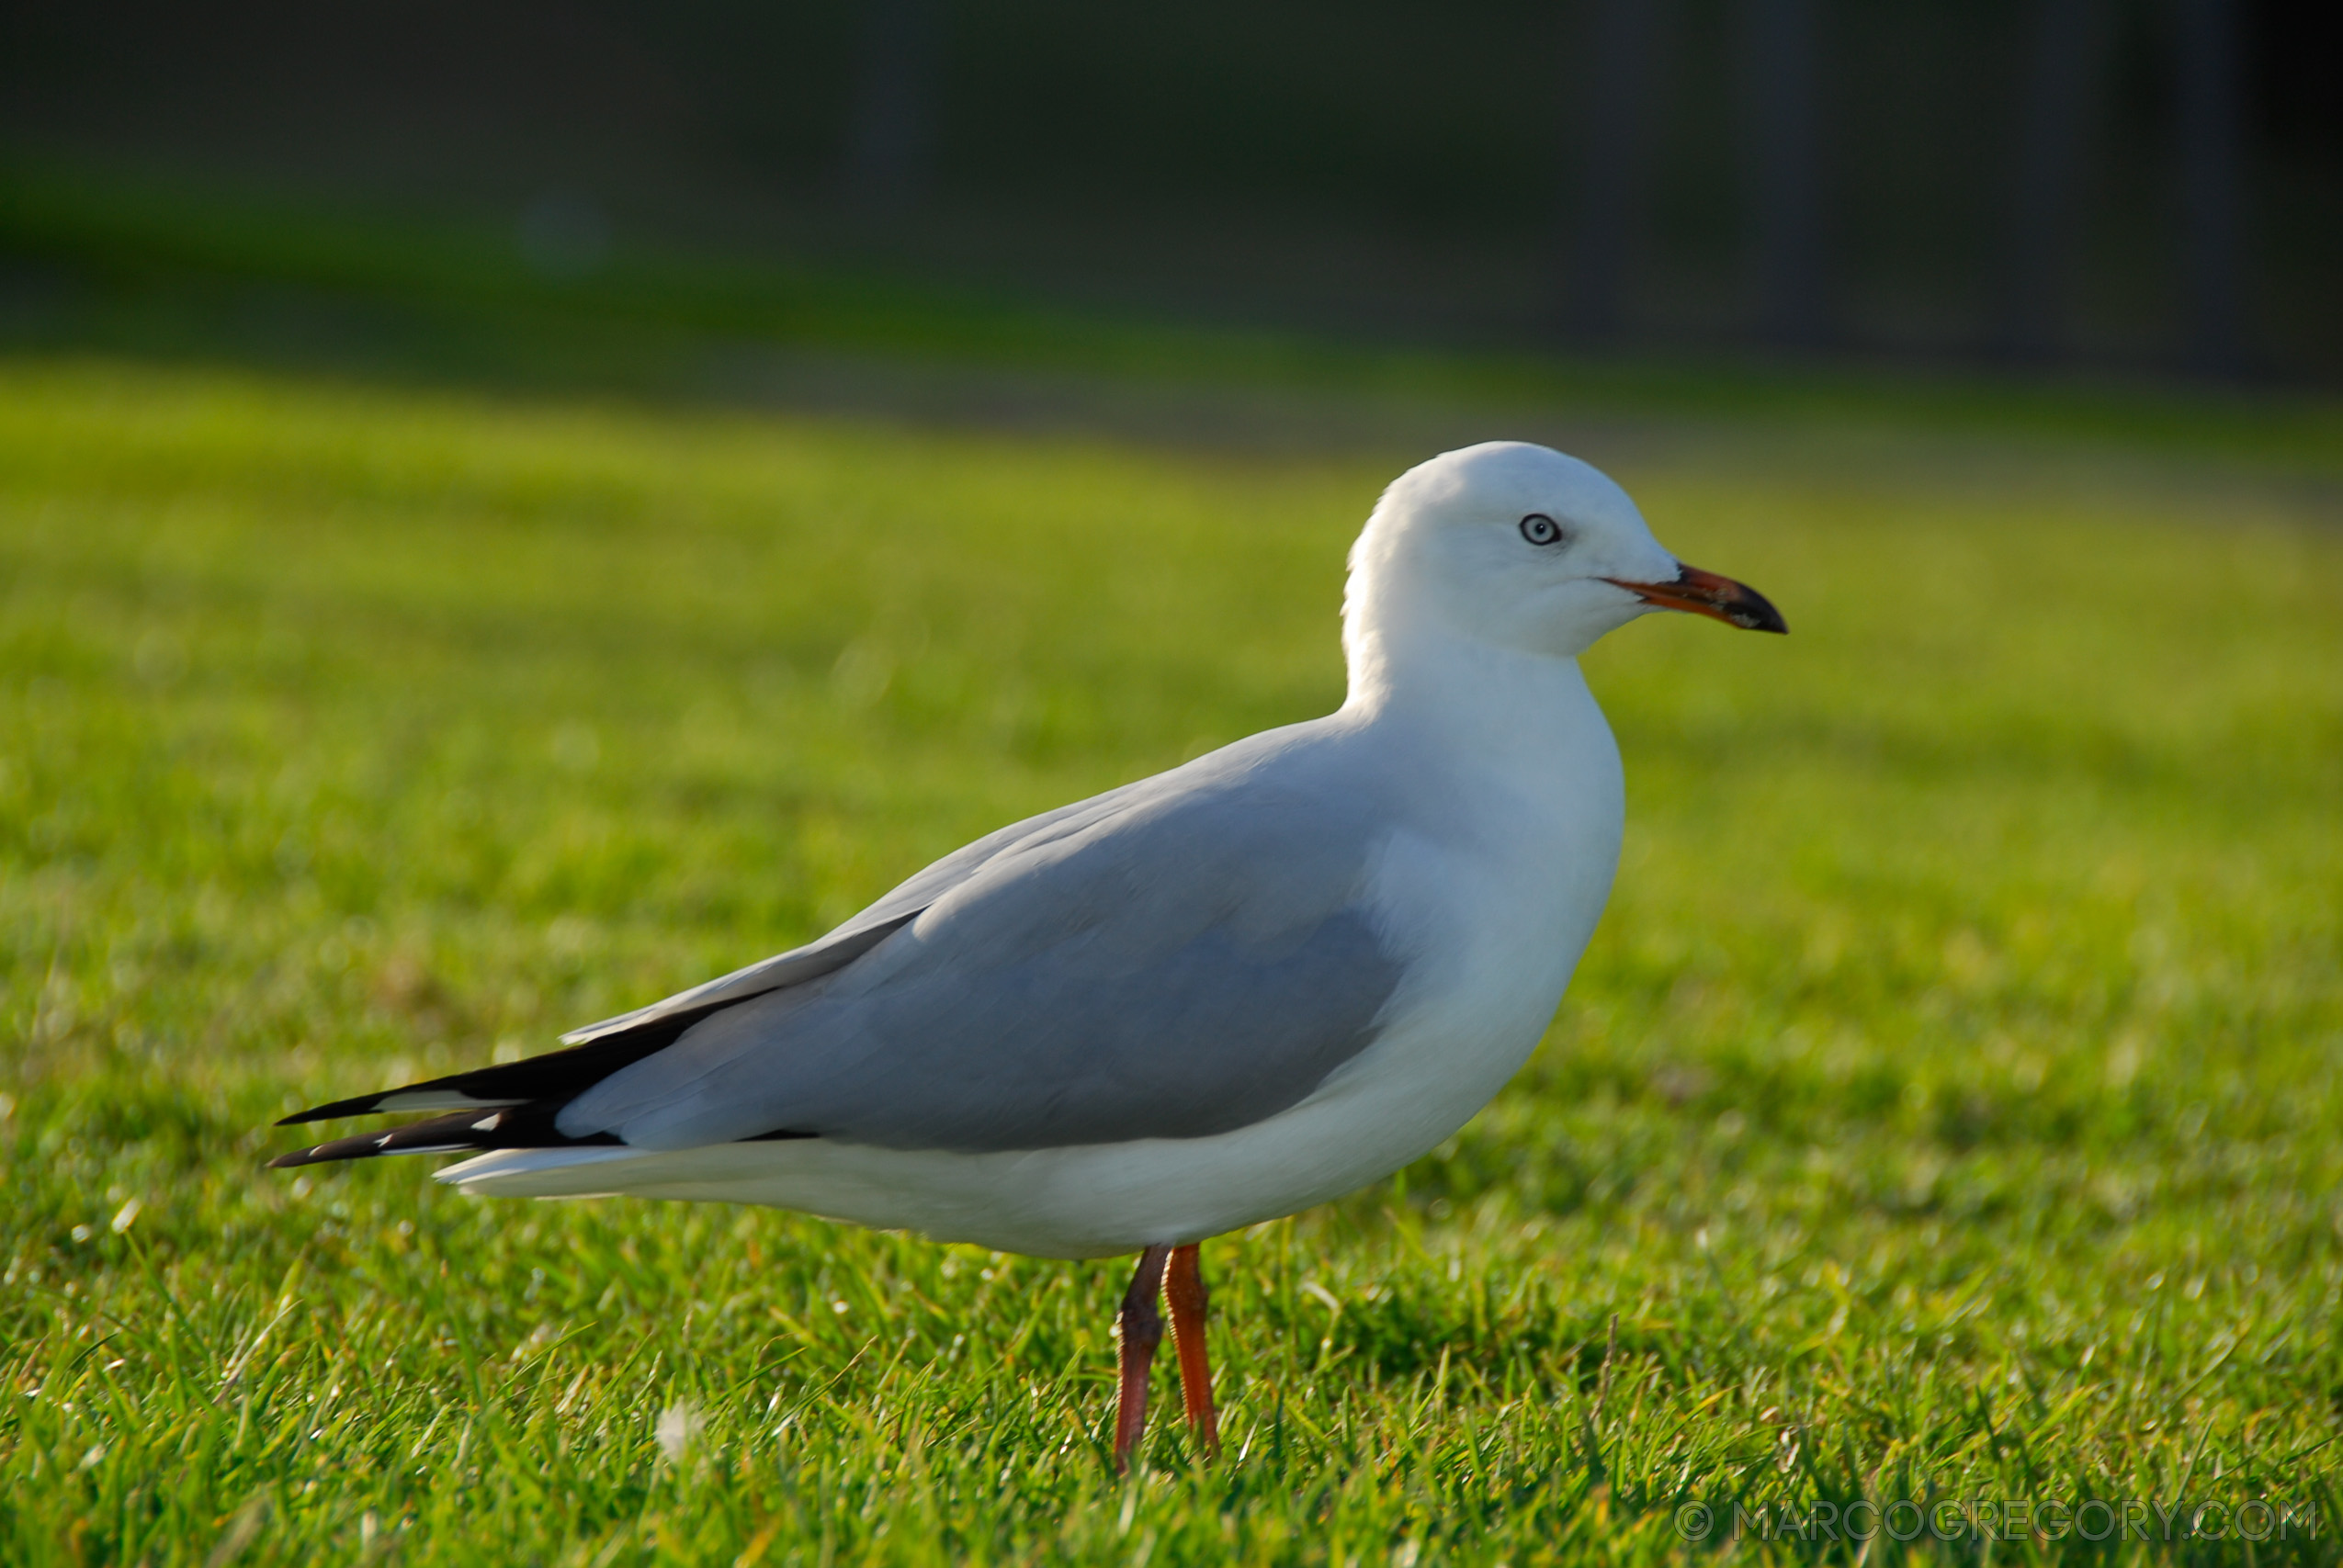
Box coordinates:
[3,341,2339,1562]
[7,154,2343,472]
[6,0,2340,377]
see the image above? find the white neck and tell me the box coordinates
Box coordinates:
[1338,592,1599,761]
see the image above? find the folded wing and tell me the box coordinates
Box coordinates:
[559,769,1402,1151]
[275,729,1407,1164]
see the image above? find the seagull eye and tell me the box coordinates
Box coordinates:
[1519,513,1565,547]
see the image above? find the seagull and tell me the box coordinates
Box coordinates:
[270,441,1783,1470]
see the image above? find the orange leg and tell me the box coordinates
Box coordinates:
[1112,1245,1172,1472]
[1164,1242,1220,1457]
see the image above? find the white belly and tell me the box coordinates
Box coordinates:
[439,1010,1539,1258]
[443,987,1545,1258]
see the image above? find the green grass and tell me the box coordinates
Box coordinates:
[3,354,2340,1564]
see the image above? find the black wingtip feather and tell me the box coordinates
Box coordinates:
[266,1104,627,1169]
[270,993,803,1167]
[277,1090,402,1126]
[276,996,750,1130]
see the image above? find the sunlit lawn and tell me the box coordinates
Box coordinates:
[3,356,2339,1564]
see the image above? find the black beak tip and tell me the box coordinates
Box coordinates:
[1726,587,1789,634]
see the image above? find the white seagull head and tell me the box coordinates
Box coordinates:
[1344,441,1785,671]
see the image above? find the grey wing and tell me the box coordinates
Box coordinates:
[557,785,1150,1047]
[556,773,1406,1153]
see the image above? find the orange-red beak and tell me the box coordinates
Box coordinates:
[1602,564,1787,634]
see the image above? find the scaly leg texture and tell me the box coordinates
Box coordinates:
[1112,1245,1172,1472]
[1164,1242,1220,1457]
